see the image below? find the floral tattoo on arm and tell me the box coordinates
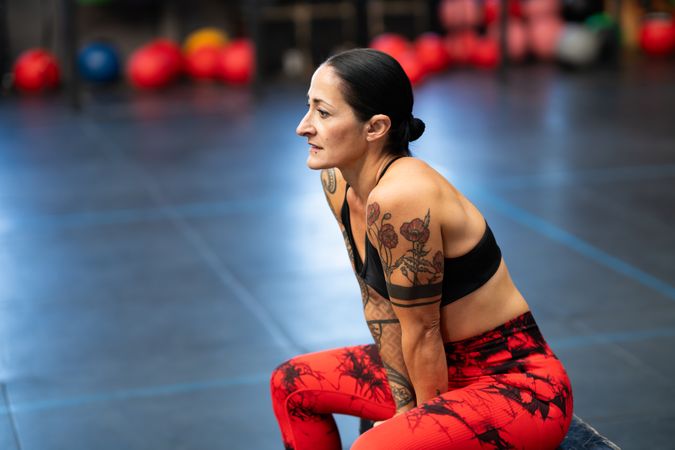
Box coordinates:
[367,202,444,302]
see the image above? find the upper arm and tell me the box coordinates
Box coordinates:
[367,185,444,332]
[320,168,365,279]
[320,168,345,221]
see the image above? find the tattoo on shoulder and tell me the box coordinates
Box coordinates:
[321,168,337,194]
[367,203,444,289]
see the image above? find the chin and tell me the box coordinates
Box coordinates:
[306,154,332,171]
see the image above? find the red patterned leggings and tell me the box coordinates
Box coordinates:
[270,312,573,450]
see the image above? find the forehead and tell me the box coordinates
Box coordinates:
[307,65,344,105]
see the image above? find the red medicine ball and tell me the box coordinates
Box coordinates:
[439,0,484,30]
[471,38,500,69]
[444,30,480,66]
[13,49,60,93]
[528,16,564,60]
[370,33,410,62]
[397,50,426,86]
[484,0,523,25]
[127,45,176,89]
[639,14,675,57]
[185,46,220,80]
[415,33,451,73]
[488,20,529,61]
[218,39,255,85]
[147,39,183,77]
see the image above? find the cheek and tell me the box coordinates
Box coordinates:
[327,122,362,147]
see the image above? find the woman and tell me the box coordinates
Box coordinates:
[270,48,573,450]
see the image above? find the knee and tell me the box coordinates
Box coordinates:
[270,355,331,424]
[270,355,320,402]
[270,358,296,401]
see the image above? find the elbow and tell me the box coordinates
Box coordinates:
[422,318,441,340]
[407,317,442,342]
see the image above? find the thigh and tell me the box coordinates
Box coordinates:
[352,373,571,450]
[271,344,396,419]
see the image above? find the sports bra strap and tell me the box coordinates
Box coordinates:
[376,156,405,184]
[344,155,405,195]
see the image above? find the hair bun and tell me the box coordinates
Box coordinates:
[409,117,426,142]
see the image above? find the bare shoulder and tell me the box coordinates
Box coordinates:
[369,158,445,209]
[320,168,348,222]
[369,158,474,236]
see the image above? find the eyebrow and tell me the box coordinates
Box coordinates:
[307,96,334,108]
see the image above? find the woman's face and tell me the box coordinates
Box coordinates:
[296,65,368,170]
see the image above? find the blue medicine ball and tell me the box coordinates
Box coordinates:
[78,42,120,83]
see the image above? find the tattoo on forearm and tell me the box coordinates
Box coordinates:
[367,203,444,294]
[321,168,337,194]
[341,228,356,266]
[366,318,400,347]
[384,362,415,409]
[339,227,370,309]
[358,277,370,308]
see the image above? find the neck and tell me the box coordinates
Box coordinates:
[340,151,397,204]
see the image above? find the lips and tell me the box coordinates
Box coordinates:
[308,142,323,149]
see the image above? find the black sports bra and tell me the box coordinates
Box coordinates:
[340,159,502,307]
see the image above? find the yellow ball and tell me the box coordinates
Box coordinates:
[183,27,229,55]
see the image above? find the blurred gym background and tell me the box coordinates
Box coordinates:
[3,0,675,94]
[0,1,674,449]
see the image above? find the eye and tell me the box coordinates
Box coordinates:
[318,109,329,118]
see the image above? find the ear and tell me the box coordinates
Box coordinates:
[366,114,391,143]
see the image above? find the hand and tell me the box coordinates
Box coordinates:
[373,407,410,428]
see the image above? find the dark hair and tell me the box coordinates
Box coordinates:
[324,48,425,157]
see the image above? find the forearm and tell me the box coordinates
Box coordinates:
[367,321,416,412]
[402,327,448,404]
[363,292,416,413]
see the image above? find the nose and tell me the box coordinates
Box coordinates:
[296,111,314,137]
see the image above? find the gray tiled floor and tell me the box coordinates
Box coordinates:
[1,58,674,449]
